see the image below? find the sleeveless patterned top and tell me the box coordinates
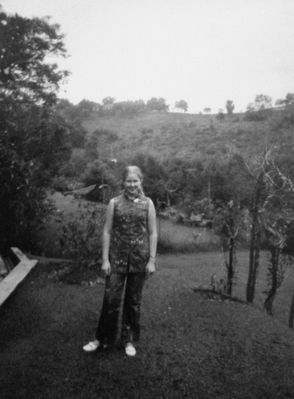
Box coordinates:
[110,193,150,273]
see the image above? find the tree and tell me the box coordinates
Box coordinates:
[75,99,99,118]
[263,221,290,316]
[0,10,68,105]
[254,94,272,111]
[130,153,167,205]
[85,135,99,161]
[225,100,235,115]
[112,99,146,116]
[245,154,268,303]
[146,97,169,112]
[203,107,211,114]
[102,96,115,106]
[261,165,294,315]
[245,150,294,305]
[55,99,87,148]
[276,93,294,108]
[175,100,188,112]
[213,200,242,296]
[0,8,69,254]
[245,94,273,121]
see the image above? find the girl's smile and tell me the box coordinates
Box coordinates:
[124,172,142,194]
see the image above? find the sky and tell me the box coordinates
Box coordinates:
[1,0,294,113]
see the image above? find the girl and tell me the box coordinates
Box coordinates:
[83,165,158,356]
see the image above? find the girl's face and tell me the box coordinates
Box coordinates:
[124,172,141,194]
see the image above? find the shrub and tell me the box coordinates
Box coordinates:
[58,202,105,267]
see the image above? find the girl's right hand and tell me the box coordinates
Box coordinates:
[101,260,111,276]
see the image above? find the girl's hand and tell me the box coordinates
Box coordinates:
[101,260,111,276]
[146,259,156,275]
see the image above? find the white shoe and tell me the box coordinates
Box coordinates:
[125,342,136,357]
[83,340,100,352]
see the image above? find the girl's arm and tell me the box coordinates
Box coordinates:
[146,199,158,274]
[101,199,114,275]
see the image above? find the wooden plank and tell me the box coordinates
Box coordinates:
[0,249,38,307]
[11,247,30,262]
[0,255,8,277]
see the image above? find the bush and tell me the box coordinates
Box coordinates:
[244,109,272,121]
[59,203,105,267]
[40,200,106,266]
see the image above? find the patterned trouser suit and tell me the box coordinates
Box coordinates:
[95,272,146,345]
[95,193,150,345]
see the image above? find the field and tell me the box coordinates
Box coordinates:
[2,192,293,397]
[1,252,294,398]
[158,219,220,252]
[81,110,294,163]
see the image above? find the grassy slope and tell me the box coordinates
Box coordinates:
[82,111,294,162]
[1,254,294,398]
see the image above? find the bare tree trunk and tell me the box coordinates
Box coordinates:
[221,236,236,296]
[289,292,294,328]
[264,247,279,315]
[227,237,235,296]
[246,174,263,303]
[247,218,258,302]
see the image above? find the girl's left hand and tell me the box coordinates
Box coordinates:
[146,259,156,275]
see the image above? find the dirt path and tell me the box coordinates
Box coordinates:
[1,255,294,398]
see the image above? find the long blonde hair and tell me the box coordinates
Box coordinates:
[122,165,143,182]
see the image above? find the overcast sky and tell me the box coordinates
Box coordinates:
[2,0,294,113]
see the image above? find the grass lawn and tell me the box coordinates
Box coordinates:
[1,252,294,398]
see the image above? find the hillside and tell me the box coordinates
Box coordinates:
[82,110,294,163]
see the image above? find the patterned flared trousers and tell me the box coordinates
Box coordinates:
[95,272,146,345]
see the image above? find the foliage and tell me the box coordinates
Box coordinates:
[113,99,146,116]
[55,99,88,148]
[75,99,100,117]
[216,109,225,120]
[0,10,67,105]
[275,92,294,108]
[261,162,294,314]
[0,8,69,254]
[58,202,105,267]
[78,158,120,204]
[175,99,188,112]
[59,150,88,179]
[245,150,294,307]
[102,96,115,106]
[245,94,273,121]
[225,100,235,115]
[92,128,119,144]
[130,153,168,206]
[213,200,244,295]
[84,134,99,161]
[146,97,169,112]
[272,94,294,130]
